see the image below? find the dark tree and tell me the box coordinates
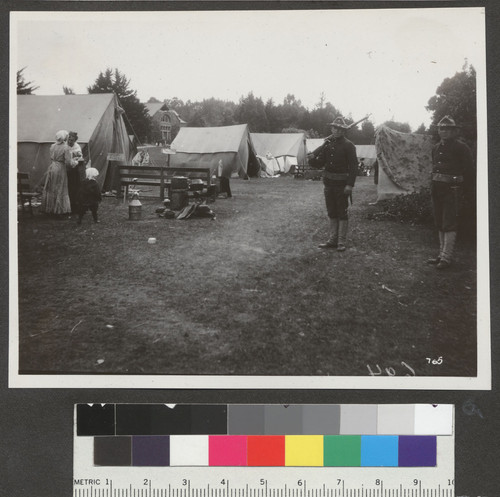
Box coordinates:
[88,68,152,142]
[383,120,412,133]
[265,98,281,132]
[414,123,427,134]
[235,92,269,132]
[277,94,307,131]
[426,62,476,143]
[147,96,162,103]
[348,119,376,145]
[164,97,185,111]
[17,68,39,94]
[63,86,75,95]
[191,98,237,127]
[308,102,341,137]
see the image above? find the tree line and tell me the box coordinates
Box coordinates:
[17,62,476,146]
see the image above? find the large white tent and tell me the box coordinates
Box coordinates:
[169,124,260,178]
[251,133,307,176]
[17,93,134,190]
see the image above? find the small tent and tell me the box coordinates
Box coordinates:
[355,145,377,167]
[375,125,434,201]
[306,138,376,167]
[251,133,307,176]
[169,124,260,178]
[17,93,134,190]
[306,138,326,154]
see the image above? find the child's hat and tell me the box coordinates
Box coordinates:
[86,167,99,179]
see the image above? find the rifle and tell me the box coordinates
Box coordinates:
[308,114,372,161]
[324,114,372,141]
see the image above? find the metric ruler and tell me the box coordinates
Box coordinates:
[72,473,455,497]
[74,404,454,497]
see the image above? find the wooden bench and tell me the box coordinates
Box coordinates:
[18,172,40,215]
[293,164,308,178]
[118,165,214,202]
[294,164,323,180]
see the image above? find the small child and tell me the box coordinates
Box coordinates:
[77,168,102,224]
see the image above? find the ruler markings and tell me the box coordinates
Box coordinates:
[77,482,455,497]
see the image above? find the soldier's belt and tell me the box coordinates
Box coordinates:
[432,173,464,183]
[323,171,349,180]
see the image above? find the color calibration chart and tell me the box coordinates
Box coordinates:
[74,404,455,497]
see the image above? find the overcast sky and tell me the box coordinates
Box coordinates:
[12,8,486,130]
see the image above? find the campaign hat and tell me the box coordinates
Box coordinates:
[328,116,349,129]
[437,115,460,128]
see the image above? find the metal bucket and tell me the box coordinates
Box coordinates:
[171,190,189,210]
[171,176,189,190]
[128,196,142,220]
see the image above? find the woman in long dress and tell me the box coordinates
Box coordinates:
[40,130,72,215]
[66,131,84,214]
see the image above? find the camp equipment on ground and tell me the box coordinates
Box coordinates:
[171,190,189,210]
[128,192,142,220]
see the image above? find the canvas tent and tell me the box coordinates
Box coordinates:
[17,93,134,190]
[375,125,434,201]
[251,133,307,176]
[306,138,376,166]
[355,145,377,167]
[306,138,326,154]
[169,124,259,178]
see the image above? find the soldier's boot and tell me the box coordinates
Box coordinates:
[427,231,445,264]
[318,218,339,249]
[437,231,456,270]
[337,219,348,252]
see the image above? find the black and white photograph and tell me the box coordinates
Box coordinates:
[9,7,490,389]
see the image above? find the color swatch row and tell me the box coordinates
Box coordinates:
[77,404,453,436]
[94,435,437,467]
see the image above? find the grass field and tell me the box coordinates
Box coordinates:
[16,176,477,377]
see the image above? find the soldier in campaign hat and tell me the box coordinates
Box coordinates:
[309,116,358,251]
[427,115,474,269]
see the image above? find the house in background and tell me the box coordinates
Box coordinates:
[145,102,187,145]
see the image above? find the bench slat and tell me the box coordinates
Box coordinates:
[118,165,213,202]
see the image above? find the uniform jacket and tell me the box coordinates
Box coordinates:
[312,136,358,187]
[432,138,474,183]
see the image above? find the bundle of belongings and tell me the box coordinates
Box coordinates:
[157,202,216,220]
[176,203,215,220]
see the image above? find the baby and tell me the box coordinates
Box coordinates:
[77,168,102,224]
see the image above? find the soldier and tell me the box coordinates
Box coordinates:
[310,116,358,251]
[427,116,474,269]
